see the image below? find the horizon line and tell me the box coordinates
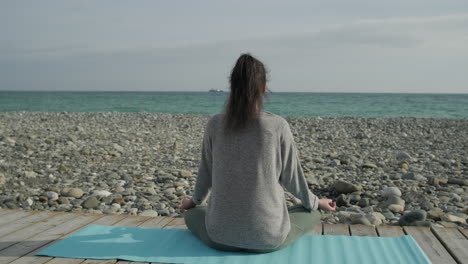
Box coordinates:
[1,90,468,95]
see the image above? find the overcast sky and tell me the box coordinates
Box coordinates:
[1,0,468,93]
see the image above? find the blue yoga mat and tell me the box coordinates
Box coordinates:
[36,224,431,264]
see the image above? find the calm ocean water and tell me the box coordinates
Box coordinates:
[0,91,467,119]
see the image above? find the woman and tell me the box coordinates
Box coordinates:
[178,53,336,253]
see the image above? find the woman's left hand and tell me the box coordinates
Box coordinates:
[318,199,336,211]
[178,197,196,210]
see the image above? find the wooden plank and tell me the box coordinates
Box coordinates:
[138,216,172,229]
[404,226,457,264]
[14,214,157,264]
[44,258,85,264]
[0,211,53,238]
[0,213,102,263]
[306,223,323,235]
[0,213,76,251]
[0,210,35,227]
[112,215,152,227]
[323,224,350,235]
[87,214,129,226]
[0,208,13,217]
[431,227,468,264]
[349,224,378,236]
[376,225,405,237]
[459,228,468,239]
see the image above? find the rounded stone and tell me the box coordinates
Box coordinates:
[82,196,100,209]
[140,210,159,217]
[128,208,138,215]
[333,180,362,194]
[112,197,126,205]
[396,152,413,162]
[22,198,33,207]
[366,214,382,226]
[400,163,409,170]
[381,187,402,198]
[58,197,70,205]
[388,204,404,213]
[336,194,350,207]
[45,191,59,201]
[357,198,370,208]
[398,210,427,226]
[67,188,84,199]
[92,190,112,198]
[351,216,372,225]
[402,172,426,181]
[179,170,193,178]
[114,186,125,193]
[385,195,405,207]
[441,214,466,224]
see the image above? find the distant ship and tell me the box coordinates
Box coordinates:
[209,89,224,93]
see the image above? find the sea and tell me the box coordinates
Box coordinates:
[0,91,467,119]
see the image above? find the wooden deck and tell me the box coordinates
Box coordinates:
[0,209,466,264]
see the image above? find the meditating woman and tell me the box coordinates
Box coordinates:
[178,53,336,253]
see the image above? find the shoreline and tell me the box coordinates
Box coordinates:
[0,112,467,228]
[3,110,468,120]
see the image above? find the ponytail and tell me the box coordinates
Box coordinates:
[224,53,267,132]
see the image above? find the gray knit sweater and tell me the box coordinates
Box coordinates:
[191,111,319,250]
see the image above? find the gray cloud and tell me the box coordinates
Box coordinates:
[1,2,467,93]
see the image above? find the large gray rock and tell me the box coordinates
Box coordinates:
[336,194,350,207]
[352,216,372,225]
[366,213,383,226]
[396,152,413,163]
[179,170,192,178]
[441,214,466,224]
[45,191,59,201]
[381,187,401,198]
[82,196,100,209]
[427,208,444,220]
[333,180,362,194]
[67,188,84,198]
[140,210,159,217]
[385,195,406,207]
[398,210,427,226]
[388,204,405,213]
[357,198,370,207]
[92,190,112,198]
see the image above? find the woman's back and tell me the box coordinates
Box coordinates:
[192,111,319,250]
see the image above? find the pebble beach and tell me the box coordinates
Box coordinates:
[0,112,467,228]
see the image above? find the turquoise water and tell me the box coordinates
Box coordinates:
[0,91,467,118]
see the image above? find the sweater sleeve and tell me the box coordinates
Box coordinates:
[191,118,213,205]
[279,121,319,211]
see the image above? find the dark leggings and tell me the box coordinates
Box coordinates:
[184,205,321,253]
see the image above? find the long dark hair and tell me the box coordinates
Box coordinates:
[224,53,268,132]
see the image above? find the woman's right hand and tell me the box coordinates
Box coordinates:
[178,197,196,210]
[318,199,336,211]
